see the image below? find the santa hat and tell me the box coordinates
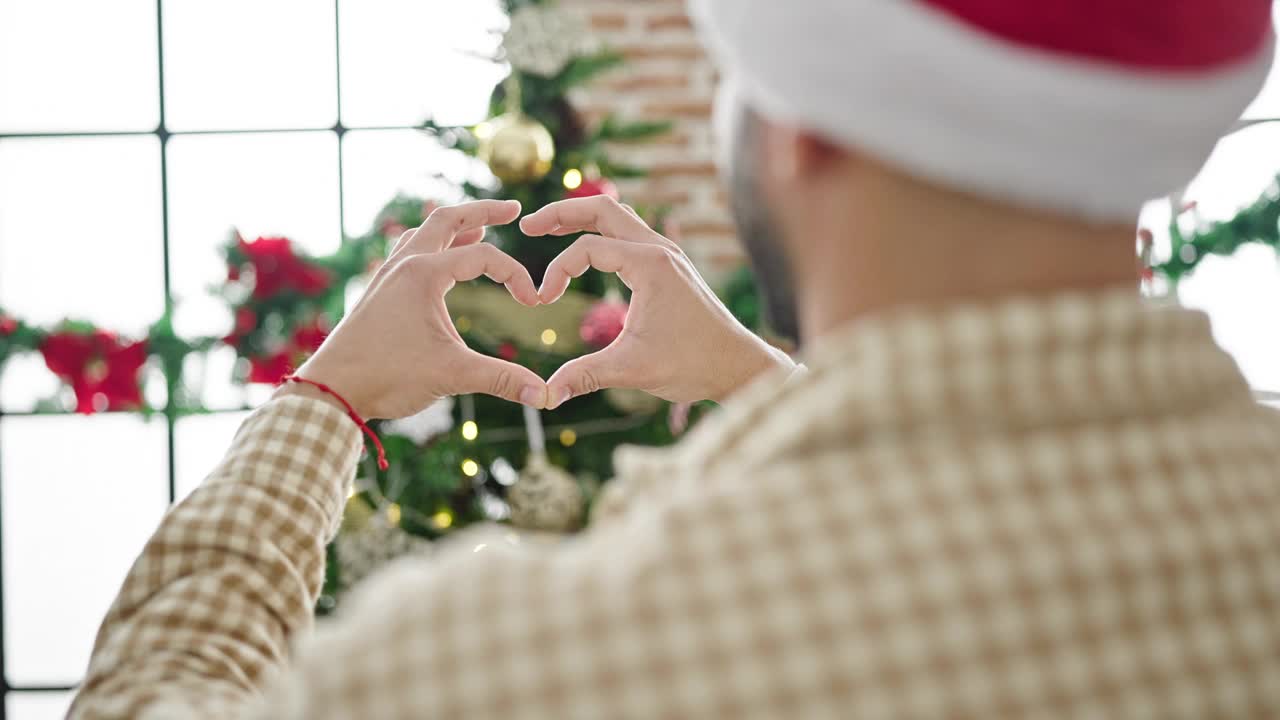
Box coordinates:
[689,0,1276,220]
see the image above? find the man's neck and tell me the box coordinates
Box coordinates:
[794,178,1142,342]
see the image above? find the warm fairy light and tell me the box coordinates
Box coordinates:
[473,121,495,140]
[560,428,577,447]
[386,503,402,525]
[462,459,480,477]
[347,485,356,499]
[432,509,454,529]
[541,328,557,346]
[456,316,472,333]
[563,168,583,190]
[461,420,479,441]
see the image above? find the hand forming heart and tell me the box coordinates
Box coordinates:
[523,196,794,409]
[291,197,793,420]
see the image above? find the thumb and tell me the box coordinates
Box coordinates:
[545,348,627,410]
[457,353,549,408]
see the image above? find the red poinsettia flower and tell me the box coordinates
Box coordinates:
[40,330,148,413]
[247,350,293,385]
[222,307,258,347]
[0,315,17,337]
[237,235,333,300]
[292,264,333,297]
[242,316,332,385]
[292,317,330,354]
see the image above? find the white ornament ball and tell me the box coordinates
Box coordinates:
[506,455,584,533]
[336,517,432,591]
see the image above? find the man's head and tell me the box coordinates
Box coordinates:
[698,0,1276,344]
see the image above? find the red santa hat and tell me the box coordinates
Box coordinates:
[690,0,1277,219]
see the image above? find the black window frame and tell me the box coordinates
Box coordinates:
[0,1,427,713]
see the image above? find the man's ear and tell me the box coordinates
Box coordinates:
[761,123,846,185]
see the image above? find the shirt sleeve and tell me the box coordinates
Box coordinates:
[68,396,364,720]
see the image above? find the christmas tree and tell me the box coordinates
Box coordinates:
[315,0,705,606]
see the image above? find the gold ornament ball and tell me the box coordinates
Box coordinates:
[477,112,556,185]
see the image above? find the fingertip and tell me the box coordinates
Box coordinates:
[547,386,572,410]
[497,199,522,223]
[518,385,546,409]
[503,280,538,307]
[537,283,567,305]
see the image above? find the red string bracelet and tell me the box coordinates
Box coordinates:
[281,375,388,471]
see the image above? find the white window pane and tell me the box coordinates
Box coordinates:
[162,0,336,131]
[181,347,249,412]
[2,415,168,686]
[1179,246,1280,392]
[339,0,505,128]
[174,411,251,503]
[1241,6,1280,121]
[341,129,482,236]
[7,691,75,720]
[0,137,164,336]
[0,0,158,133]
[167,132,340,339]
[1183,125,1280,223]
[0,354,63,413]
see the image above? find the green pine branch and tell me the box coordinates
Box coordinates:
[553,51,625,91]
[595,115,674,142]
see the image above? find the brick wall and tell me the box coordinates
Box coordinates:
[561,0,743,280]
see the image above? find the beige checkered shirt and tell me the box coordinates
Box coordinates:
[70,289,1280,719]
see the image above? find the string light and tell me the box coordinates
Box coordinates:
[541,328,557,346]
[432,509,454,529]
[559,428,577,447]
[473,121,495,140]
[461,420,479,441]
[386,503,402,525]
[563,168,583,190]
[456,316,472,333]
[461,459,480,477]
[347,485,356,499]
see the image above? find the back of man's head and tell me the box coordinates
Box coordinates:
[693,0,1275,343]
[693,0,1275,220]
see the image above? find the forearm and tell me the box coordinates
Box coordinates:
[69,396,362,720]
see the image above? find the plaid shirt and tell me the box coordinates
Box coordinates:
[70,289,1280,719]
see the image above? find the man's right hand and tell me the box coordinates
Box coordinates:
[521,196,795,409]
[292,199,546,419]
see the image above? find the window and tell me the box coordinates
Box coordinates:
[0,1,503,715]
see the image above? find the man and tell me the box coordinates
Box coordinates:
[72,1,1280,718]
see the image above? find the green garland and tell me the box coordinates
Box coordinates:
[1155,174,1280,283]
